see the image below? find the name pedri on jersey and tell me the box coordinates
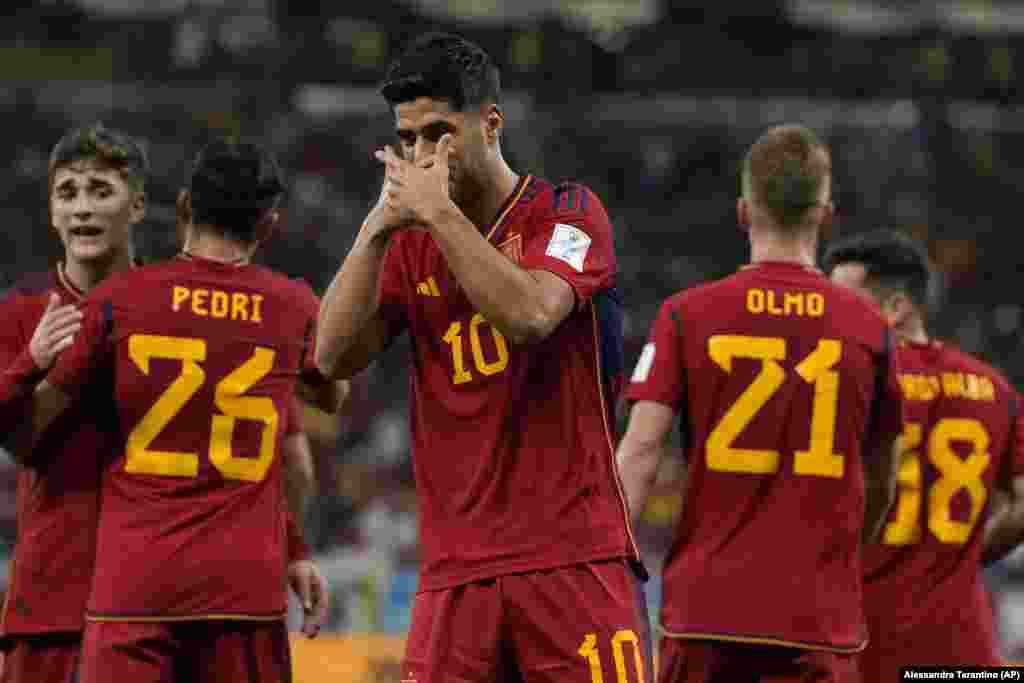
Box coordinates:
[47,255,323,621]
[628,262,902,652]
[378,176,640,591]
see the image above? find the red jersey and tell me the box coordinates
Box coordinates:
[0,266,113,639]
[627,262,902,652]
[862,341,1023,669]
[47,254,325,621]
[377,176,639,591]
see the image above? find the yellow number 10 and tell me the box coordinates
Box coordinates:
[578,631,645,683]
[707,335,844,478]
[442,313,510,385]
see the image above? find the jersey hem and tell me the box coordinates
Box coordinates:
[658,625,867,654]
[85,612,286,623]
[416,548,635,593]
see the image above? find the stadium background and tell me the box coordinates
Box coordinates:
[1,0,1023,677]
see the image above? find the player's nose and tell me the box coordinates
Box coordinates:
[413,138,435,164]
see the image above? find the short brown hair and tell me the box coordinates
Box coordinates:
[48,122,148,192]
[741,124,831,230]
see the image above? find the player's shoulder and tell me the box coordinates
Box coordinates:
[245,264,319,312]
[8,270,56,299]
[525,176,609,222]
[0,270,57,312]
[935,342,1015,392]
[85,260,170,303]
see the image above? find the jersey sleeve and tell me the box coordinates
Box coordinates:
[0,293,45,438]
[377,237,408,339]
[625,297,686,411]
[46,298,110,401]
[519,184,615,306]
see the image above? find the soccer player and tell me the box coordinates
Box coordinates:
[316,33,650,683]
[824,230,1024,678]
[617,124,904,683]
[19,138,334,682]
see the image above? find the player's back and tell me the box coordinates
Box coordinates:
[661,261,892,651]
[862,341,1017,672]
[51,254,320,621]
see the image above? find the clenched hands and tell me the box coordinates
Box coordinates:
[375,133,454,229]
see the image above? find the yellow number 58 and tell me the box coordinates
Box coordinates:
[125,334,279,482]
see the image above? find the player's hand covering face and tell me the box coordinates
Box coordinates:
[50,161,143,264]
[376,133,454,227]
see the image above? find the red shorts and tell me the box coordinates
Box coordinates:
[0,633,80,683]
[79,619,291,683]
[657,638,859,683]
[402,559,652,683]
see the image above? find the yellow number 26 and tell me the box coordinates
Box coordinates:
[125,334,279,482]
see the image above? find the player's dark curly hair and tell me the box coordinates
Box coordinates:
[48,122,148,192]
[822,229,935,312]
[381,32,501,111]
[188,139,284,244]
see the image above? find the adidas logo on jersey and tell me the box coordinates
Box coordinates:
[416,276,440,297]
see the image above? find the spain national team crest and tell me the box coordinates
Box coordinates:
[497,234,522,263]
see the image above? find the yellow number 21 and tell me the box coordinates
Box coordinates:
[126,334,279,482]
[707,335,844,478]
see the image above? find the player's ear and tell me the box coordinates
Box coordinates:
[130,190,147,225]
[176,189,192,228]
[736,198,751,232]
[482,104,503,144]
[882,292,912,328]
[254,206,282,244]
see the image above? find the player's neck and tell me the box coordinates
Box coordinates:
[748,224,818,268]
[182,227,256,264]
[897,317,930,345]
[63,245,135,293]
[462,160,520,235]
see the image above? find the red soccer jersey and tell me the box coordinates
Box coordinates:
[861,341,1022,670]
[0,266,112,638]
[377,176,639,591]
[47,254,324,621]
[627,261,901,652]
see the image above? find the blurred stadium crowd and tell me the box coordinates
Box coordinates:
[1,0,1023,652]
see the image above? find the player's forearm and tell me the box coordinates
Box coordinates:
[618,440,662,521]
[982,485,1024,566]
[316,228,390,379]
[862,437,899,544]
[284,433,316,524]
[427,203,560,345]
[0,350,47,452]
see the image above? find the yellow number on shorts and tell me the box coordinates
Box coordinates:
[578,631,645,683]
[126,334,279,482]
[707,336,844,478]
[441,313,509,385]
[883,418,991,545]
